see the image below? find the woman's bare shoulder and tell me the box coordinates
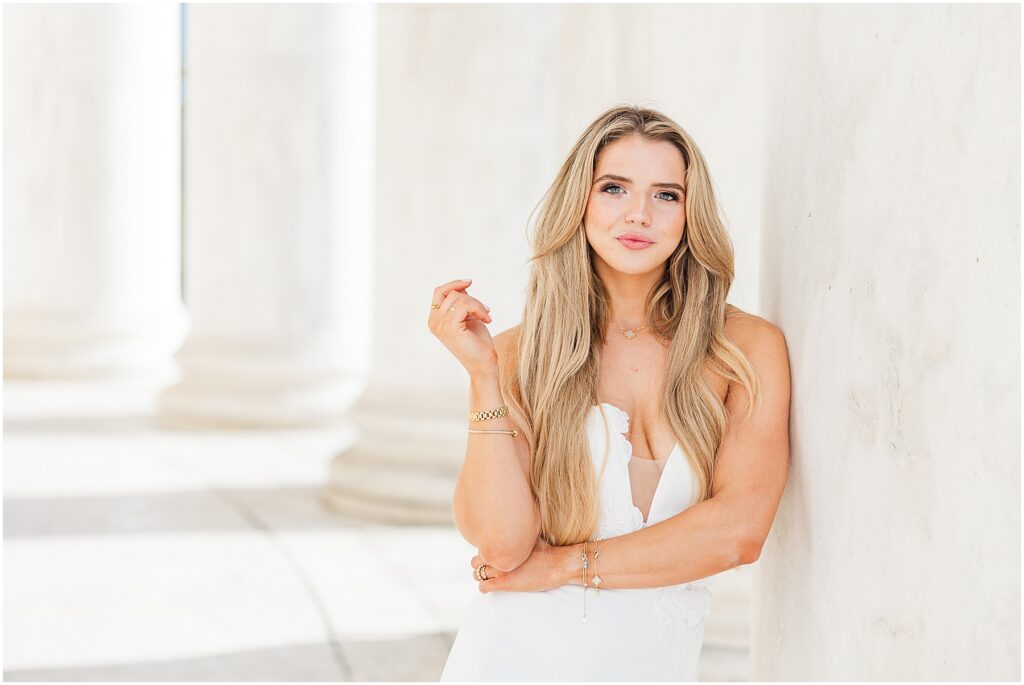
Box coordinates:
[724,305,784,348]
[492,323,522,346]
[721,306,789,410]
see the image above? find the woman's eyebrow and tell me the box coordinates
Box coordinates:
[594,174,684,192]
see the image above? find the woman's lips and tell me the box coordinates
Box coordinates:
[616,237,654,250]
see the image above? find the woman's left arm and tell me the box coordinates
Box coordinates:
[474,319,791,593]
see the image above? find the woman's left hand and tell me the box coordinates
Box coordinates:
[471,537,572,593]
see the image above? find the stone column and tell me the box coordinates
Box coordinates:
[157,4,376,427]
[754,5,1019,679]
[3,4,185,379]
[326,5,561,522]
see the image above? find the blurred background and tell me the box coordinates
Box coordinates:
[3,2,1019,681]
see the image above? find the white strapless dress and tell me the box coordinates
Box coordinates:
[440,403,716,682]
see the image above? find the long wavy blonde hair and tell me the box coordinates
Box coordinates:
[499,105,762,546]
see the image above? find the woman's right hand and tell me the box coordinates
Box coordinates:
[427,278,498,376]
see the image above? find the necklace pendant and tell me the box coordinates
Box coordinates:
[623,329,636,339]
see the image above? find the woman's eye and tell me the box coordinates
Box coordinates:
[601,184,680,201]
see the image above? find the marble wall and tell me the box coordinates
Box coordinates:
[754,5,1020,679]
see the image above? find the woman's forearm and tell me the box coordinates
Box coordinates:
[452,370,540,572]
[552,491,754,588]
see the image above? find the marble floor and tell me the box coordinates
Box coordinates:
[3,375,752,681]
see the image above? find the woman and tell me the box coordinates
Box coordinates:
[427,105,791,681]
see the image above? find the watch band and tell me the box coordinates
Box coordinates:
[468,405,509,422]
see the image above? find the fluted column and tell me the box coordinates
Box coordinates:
[326,5,561,522]
[754,5,1019,679]
[3,4,185,378]
[157,4,375,427]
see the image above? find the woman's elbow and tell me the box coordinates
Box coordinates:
[480,517,541,572]
[481,541,533,572]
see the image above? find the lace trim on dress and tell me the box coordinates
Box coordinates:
[592,403,645,538]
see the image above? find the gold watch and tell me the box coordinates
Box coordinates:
[468,405,509,422]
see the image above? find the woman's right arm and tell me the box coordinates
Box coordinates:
[452,328,541,573]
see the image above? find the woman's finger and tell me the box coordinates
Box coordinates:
[431,279,472,305]
[480,569,506,593]
[439,290,492,328]
[427,280,474,331]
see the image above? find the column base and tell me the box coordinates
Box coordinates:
[157,341,366,427]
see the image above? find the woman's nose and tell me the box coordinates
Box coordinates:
[626,197,651,226]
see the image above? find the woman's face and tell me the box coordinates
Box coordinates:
[583,133,687,277]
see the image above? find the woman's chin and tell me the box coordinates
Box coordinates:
[590,246,670,278]
[602,259,665,277]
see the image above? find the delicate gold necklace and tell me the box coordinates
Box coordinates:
[612,322,650,340]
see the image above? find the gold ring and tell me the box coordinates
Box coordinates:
[477,563,489,581]
[431,302,440,310]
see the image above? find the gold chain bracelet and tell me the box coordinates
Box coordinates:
[592,539,603,595]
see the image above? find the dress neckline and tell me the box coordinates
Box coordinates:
[594,402,681,526]
[596,401,679,463]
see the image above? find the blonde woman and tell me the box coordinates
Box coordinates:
[428,105,791,681]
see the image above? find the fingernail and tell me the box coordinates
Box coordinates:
[463,278,472,282]
[484,305,491,311]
